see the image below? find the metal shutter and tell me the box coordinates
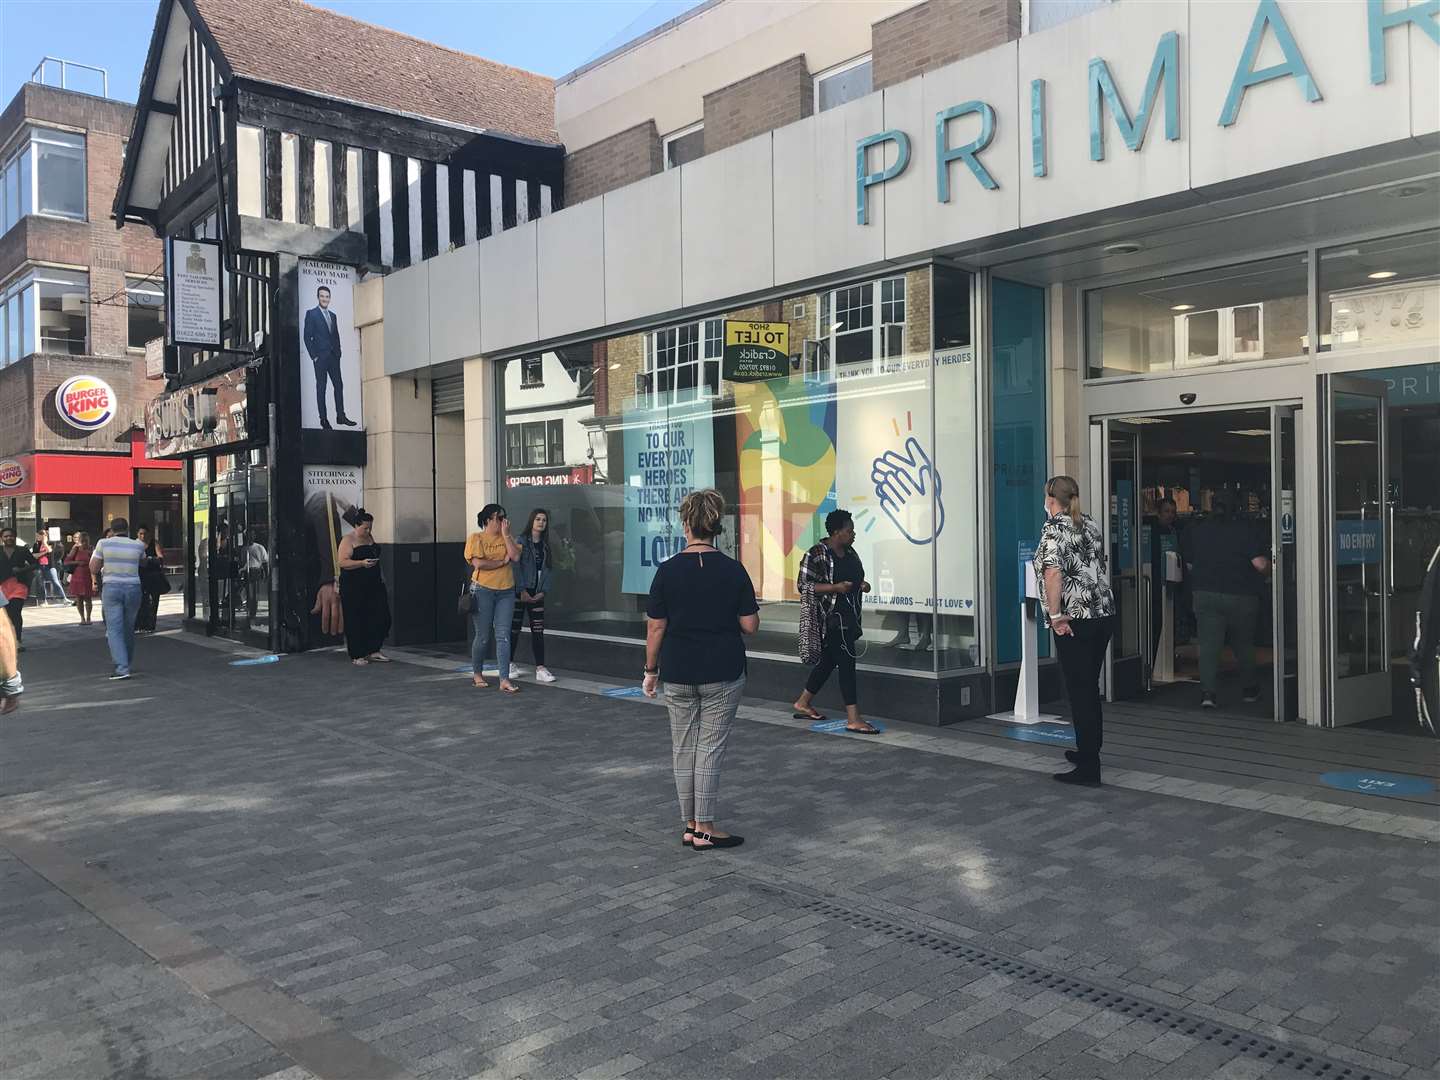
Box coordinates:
[432,373,465,415]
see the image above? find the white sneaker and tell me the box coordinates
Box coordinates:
[535,666,557,683]
[508,664,526,679]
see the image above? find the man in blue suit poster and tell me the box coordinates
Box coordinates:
[303,286,356,429]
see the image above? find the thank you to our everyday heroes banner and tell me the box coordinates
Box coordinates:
[622,405,715,593]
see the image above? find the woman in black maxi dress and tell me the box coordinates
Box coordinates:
[338,510,392,664]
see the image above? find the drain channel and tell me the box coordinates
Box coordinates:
[791,892,1372,1080]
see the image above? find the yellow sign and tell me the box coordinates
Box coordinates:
[723,320,790,382]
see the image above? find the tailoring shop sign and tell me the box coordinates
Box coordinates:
[723,321,789,382]
[621,403,715,593]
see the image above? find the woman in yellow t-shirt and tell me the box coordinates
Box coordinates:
[464,504,521,692]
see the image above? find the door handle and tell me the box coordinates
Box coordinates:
[1387,501,1395,597]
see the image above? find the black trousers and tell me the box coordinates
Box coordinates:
[805,624,857,707]
[4,597,22,643]
[510,599,545,665]
[313,353,346,421]
[1053,615,1114,765]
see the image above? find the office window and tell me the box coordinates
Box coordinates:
[127,276,165,349]
[37,269,88,354]
[663,123,704,170]
[1,127,86,233]
[815,56,872,113]
[506,424,523,468]
[523,421,548,466]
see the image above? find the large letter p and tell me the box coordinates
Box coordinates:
[856,130,911,226]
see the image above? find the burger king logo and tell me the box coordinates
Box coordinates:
[56,375,116,431]
[0,459,23,489]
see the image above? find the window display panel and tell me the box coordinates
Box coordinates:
[1319,229,1439,353]
[496,270,984,677]
[1086,253,1310,378]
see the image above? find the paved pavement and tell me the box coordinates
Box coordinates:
[1,621,1437,1080]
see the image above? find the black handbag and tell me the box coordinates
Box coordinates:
[457,582,473,618]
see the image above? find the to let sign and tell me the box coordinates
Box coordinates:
[722,321,789,383]
[166,237,222,348]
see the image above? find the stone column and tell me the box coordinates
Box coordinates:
[463,356,497,529]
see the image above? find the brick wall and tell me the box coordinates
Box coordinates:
[703,56,812,155]
[0,83,163,461]
[871,0,1021,90]
[563,120,663,205]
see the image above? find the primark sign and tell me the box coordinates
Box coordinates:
[854,0,1439,225]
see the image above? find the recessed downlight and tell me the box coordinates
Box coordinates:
[1104,241,1144,256]
[1368,270,1398,280]
[1382,184,1427,199]
[1170,304,1194,312]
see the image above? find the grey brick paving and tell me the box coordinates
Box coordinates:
[1,631,1438,1079]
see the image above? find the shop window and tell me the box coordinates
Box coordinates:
[663,123,704,170]
[127,276,165,350]
[815,56,872,113]
[494,268,989,684]
[1318,228,1440,353]
[1086,253,1309,379]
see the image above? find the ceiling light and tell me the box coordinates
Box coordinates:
[1115,416,1172,425]
[1335,439,1376,446]
[1170,304,1194,312]
[1226,429,1270,437]
[609,362,620,370]
[1368,270,1398,280]
[1382,184,1427,199]
[1104,241,1143,256]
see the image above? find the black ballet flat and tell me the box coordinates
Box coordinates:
[691,831,744,850]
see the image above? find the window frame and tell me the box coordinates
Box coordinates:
[813,54,873,114]
[644,317,724,404]
[126,274,166,352]
[2,126,90,234]
[820,273,908,375]
[662,122,704,171]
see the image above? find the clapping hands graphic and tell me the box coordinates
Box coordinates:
[871,436,944,544]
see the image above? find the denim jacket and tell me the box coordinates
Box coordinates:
[515,536,553,597]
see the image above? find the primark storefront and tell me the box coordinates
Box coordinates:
[382,0,1440,729]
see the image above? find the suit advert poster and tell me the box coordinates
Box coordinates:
[298,260,362,431]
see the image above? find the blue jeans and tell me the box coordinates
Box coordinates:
[103,580,142,675]
[41,567,64,602]
[470,585,515,678]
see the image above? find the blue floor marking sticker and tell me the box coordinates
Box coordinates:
[1319,771,1434,797]
[1002,724,1075,746]
[603,686,647,698]
[456,665,499,676]
[230,654,280,667]
[810,719,887,734]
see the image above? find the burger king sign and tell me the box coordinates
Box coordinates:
[56,375,117,432]
[0,459,24,489]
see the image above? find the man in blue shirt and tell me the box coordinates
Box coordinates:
[91,518,147,680]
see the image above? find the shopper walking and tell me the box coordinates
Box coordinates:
[0,593,20,714]
[643,489,759,851]
[1181,495,1269,709]
[465,504,521,693]
[792,510,880,734]
[510,508,556,683]
[33,533,65,605]
[90,518,147,680]
[337,509,392,665]
[135,527,169,633]
[0,528,38,649]
[66,532,97,625]
[1033,476,1116,785]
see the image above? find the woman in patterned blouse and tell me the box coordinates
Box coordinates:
[1033,475,1116,786]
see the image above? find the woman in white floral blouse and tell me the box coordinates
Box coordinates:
[1033,475,1116,786]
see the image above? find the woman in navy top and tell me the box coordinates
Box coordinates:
[644,489,759,851]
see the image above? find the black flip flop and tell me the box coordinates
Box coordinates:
[845,724,882,735]
[793,711,827,721]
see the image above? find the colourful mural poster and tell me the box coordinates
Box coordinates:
[734,376,837,602]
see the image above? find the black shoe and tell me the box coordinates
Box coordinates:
[1241,686,1261,703]
[335,414,358,427]
[1053,767,1101,786]
[1200,692,1217,709]
[1064,750,1080,764]
[320,418,333,430]
[691,831,744,850]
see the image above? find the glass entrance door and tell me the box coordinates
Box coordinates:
[1103,420,1144,698]
[1327,376,1390,725]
